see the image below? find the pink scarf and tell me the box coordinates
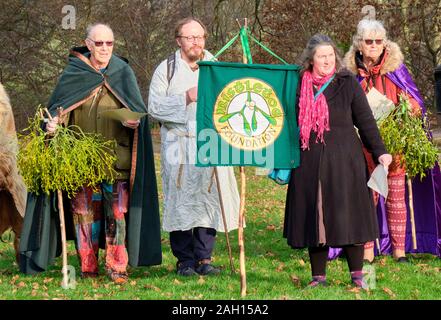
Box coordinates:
[298,69,335,150]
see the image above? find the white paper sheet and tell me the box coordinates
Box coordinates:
[367,164,389,198]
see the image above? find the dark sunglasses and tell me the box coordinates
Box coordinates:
[88,38,114,47]
[364,39,383,45]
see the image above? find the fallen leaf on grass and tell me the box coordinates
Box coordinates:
[298,259,306,266]
[378,258,387,266]
[265,251,275,257]
[383,287,396,298]
[32,283,39,290]
[266,225,276,231]
[347,287,360,293]
[17,281,26,288]
[173,279,182,285]
[43,278,54,284]
[10,275,19,285]
[144,284,161,292]
[290,275,301,287]
[130,280,137,286]
[276,262,285,272]
[197,277,206,285]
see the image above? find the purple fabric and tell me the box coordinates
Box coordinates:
[330,66,441,260]
[386,64,426,113]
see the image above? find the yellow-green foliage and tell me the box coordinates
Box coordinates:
[379,94,438,179]
[17,108,117,197]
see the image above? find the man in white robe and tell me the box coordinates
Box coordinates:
[148,17,240,276]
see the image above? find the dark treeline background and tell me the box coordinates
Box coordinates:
[1,0,441,130]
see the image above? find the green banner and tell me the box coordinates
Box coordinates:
[196,61,301,168]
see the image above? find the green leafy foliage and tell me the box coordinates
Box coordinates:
[379,95,438,179]
[17,107,117,197]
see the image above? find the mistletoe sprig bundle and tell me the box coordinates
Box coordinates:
[18,107,118,197]
[378,94,438,179]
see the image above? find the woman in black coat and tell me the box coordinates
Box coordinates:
[284,34,392,288]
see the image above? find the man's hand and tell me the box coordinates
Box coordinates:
[186,86,198,105]
[122,119,140,129]
[46,116,59,133]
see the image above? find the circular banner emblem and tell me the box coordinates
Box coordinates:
[213,78,284,151]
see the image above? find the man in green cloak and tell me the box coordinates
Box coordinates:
[19,23,162,284]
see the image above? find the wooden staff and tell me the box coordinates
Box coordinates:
[407,177,417,250]
[45,107,69,287]
[57,189,69,288]
[238,166,246,297]
[213,167,235,274]
[238,17,248,297]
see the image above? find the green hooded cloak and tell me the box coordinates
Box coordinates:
[19,47,162,274]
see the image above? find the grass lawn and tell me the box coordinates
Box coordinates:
[0,154,440,300]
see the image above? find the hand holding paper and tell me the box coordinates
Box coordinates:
[122,119,140,129]
[378,153,392,171]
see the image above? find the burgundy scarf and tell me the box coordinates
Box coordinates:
[298,69,335,150]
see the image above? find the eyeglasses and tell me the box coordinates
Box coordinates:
[364,39,383,45]
[87,38,114,47]
[178,35,206,42]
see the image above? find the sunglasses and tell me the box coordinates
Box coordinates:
[87,38,114,47]
[364,39,383,45]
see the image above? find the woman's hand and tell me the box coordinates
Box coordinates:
[378,153,393,171]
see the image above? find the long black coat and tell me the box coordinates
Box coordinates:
[284,70,387,248]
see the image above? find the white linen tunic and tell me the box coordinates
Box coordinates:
[148,49,240,232]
